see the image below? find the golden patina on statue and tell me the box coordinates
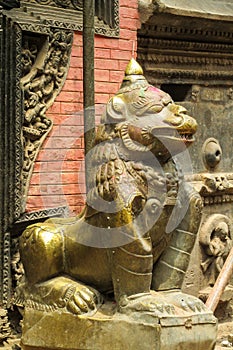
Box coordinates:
[17,59,217,350]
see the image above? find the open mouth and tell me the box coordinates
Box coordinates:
[155,130,195,143]
[179,133,195,142]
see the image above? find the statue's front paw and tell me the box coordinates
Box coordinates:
[63,285,103,315]
[16,277,103,316]
[163,290,207,314]
[118,291,175,317]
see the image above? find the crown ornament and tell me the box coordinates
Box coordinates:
[121,58,147,88]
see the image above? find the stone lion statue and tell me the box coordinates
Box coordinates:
[16,59,207,318]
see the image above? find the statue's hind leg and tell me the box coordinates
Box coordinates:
[16,223,102,315]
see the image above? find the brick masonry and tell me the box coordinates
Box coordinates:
[26,0,140,214]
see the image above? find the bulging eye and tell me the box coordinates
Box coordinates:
[149,105,163,113]
[168,103,186,115]
[162,94,173,106]
[176,106,187,115]
[165,115,183,126]
[172,116,183,126]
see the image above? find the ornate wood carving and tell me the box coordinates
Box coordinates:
[0,14,23,307]
[138,36,233,85]
[27,0,118,29]
[31,0,83,9]
[15,206,69,230]
[21,29,73,202]
[0,308,11,344]
[138,6,233,85]
[140,23,233,42]
[7,0,119,37]
[185,174,233,207]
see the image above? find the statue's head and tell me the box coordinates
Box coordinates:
[101,58,197,161]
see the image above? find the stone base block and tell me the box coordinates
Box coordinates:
[21,302,217,350]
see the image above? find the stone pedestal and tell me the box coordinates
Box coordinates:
[21,302,217,350]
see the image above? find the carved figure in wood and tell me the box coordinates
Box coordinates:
[17,59,208,318]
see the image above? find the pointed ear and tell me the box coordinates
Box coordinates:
[105,95,128,121]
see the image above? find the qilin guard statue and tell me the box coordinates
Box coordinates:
[17,59,214,322]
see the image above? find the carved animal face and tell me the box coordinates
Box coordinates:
[103,85,197,161]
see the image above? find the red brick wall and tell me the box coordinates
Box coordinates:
[26,0,140,214]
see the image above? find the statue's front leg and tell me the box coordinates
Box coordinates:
[152,184,203,291]
[110,236,176,317]
[17,223,102,315]
[152,184,205,313]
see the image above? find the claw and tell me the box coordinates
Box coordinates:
[135,303,144,311]
[187,301,196,312]
[180,299,189,311]
[196,304,202,312]
[85,288,95,298]
[165,305,174,314]
[147,303,157,311]
[74,293,89,312]
[67,299,82,315]
[79,289,95,310]
[156,304,164,313]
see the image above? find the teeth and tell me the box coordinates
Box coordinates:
[180,134,193,140]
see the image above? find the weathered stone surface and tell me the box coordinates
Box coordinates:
[148,0,233,21]
[21,302,217,350]
[138,0,155,23]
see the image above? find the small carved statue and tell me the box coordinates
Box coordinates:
[187,84,200,103]
[200,217,232,286]
[16,59,207,318]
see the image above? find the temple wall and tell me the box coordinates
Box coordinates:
[26,0,139,214]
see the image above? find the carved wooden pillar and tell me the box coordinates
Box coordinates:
[0,12,23,307]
